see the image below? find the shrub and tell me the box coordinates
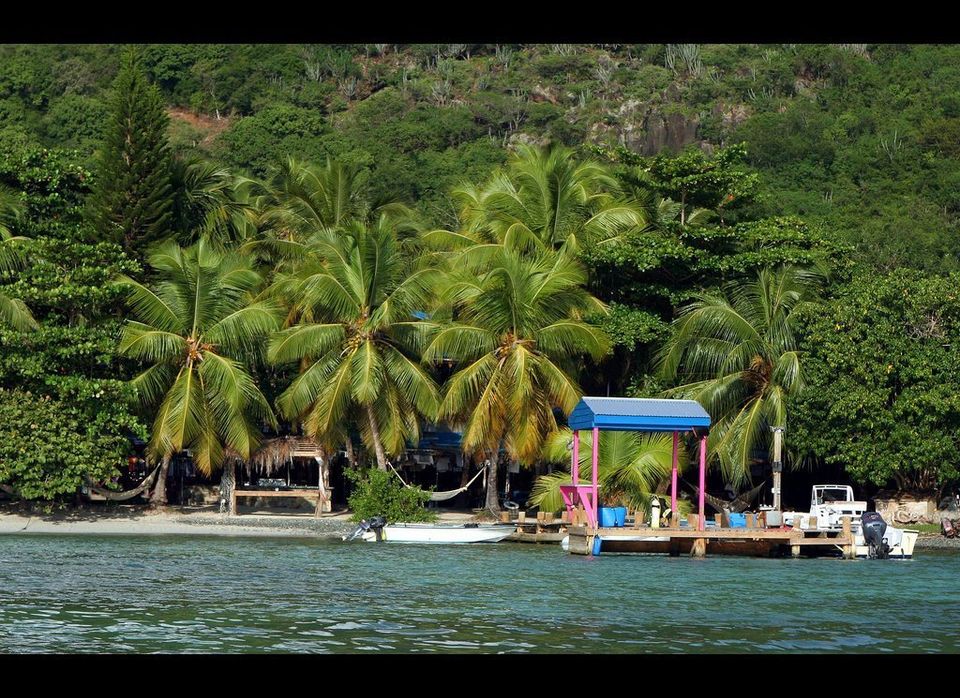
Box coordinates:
[345,466,437,523]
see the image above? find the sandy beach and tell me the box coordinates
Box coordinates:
[0,505,482,539]
[3,505,957,549]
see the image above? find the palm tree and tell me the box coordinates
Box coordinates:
[117,239,281,506]
[427,143,646,255]
[268,217,442,470]
[656,265,823,486]
[531,428,688,518]
[0,185,36,331]
[249,157,421,270]
[170,157,260,249]
[425,246,610,512]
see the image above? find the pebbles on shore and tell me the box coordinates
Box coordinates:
[915,535,960,550]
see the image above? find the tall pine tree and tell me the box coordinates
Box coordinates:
[92,47,173,256]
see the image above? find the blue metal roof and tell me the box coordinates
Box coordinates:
[415,424,463,450]
[568,397,711,432]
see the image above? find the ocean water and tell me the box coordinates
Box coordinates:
[1,534,958,653]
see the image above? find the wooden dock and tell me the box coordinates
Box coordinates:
[508,521,567,544]
[565,516,857,558]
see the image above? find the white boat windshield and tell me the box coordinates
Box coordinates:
[815,488,850,504]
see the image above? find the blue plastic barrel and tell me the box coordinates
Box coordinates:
[599,507,617,527]
[614,507,627,527]
[728,513,747,528]
[592,536,602,555]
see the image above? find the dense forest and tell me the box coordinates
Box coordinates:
[2,44,959,510]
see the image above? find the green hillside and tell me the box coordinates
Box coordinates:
[3,43,959,269]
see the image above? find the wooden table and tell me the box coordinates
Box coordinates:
[232,488,332,517]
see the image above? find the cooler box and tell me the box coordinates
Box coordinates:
[728,513,747,528]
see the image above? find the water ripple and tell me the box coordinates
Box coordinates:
[1,534,958,652]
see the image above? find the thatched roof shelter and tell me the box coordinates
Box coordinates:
[243,437,326,476]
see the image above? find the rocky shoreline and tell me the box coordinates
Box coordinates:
[915,535,960,550]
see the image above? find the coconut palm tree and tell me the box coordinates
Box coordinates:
[268,217,442,470]
[531,428,688,518]
[117,239,281,506]
[426,143,646,255]
[0,186,36,331]
[424,246,610,512]
[261,157,369,237]
[248,157,422,271]
[170,157,260,249]
[656,265,824,486]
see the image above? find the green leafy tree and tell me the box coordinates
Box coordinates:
[640,143,761,226]
[345,466,436,522]
[91,47,173,255]
[0,389,132,500]
[117,239,280,506]
[588,137,845,396]
[792,271,960,494]
[0,147,146,501]
[268,217,442,470]
[425,247,609,512]
[658,265,823,486]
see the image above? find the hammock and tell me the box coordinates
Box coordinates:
[684,479,766,514]
[84,465,162,502]
[387,461,486,502]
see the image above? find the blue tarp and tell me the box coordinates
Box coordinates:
[568,397,711,433]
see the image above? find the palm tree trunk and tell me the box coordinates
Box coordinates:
[220,461,235,514]
[345,435,356,468]
[150,453,171,507]
[485,452,500,513]
[365,404,388,471]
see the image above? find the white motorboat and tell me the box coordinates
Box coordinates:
[343,517,514,544]
[783,485,918,559]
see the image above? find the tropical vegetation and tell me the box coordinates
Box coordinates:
[117,240,280,506]
[2,44,960,510]
[656,265,823,486]
[345,466,437,523]
[269,217,442,471]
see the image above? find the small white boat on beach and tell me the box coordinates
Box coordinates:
[343,517,514,544]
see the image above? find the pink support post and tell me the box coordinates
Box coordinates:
[591,426,599,527]
[568,430,580,519]
[698,433,707,531]
[671,431,679,521]
[572,431,580,485]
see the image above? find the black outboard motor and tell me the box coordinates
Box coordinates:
[861,511,890,559]
[367,516,387,542]
[342,516,388,542]
[342,518,371,541]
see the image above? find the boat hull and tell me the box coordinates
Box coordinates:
[854,528,918,559]
[361,524,514,544]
